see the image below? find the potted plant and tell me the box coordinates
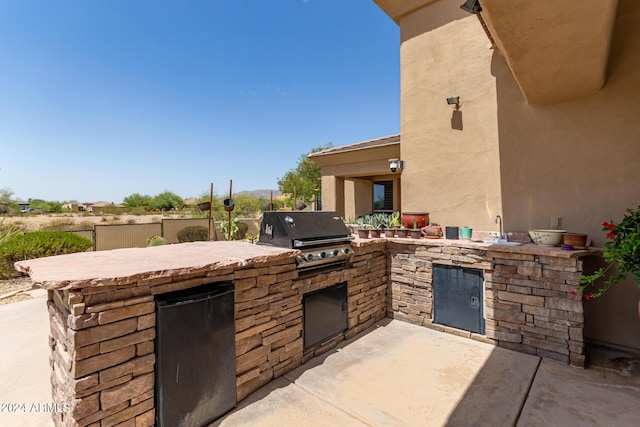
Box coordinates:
[389,211,402,228]
[343,217,360,235]
[396,227,409,238]
[575,206,640,310]
[379,213,396,237]
[401,212,430,229]
[409,218,422,239]
[356,217,370,238]
[368,213,386,238]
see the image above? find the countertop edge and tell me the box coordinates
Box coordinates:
[15,241,299,291]
[356,237,602,258]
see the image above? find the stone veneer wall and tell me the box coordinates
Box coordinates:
[386,242,586,367]
[46,243,387,426]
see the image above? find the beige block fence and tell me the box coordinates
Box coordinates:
[73,218,261,251]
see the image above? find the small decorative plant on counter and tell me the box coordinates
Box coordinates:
[343,217,360,235]
[378,213,396,237]
[575,206,640,299]
[388,212,408,237]
[356,213,402,238]
[356,217,371,238]
[389,211,402,228]
[409,219,422,239]
[368,213,386,238]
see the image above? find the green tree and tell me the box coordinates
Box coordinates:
[277,143,332,204]
[232,195,268,218]
[150,191,183,211]
[123,193,153,209]
[0,188,17,214]
[29,198,64,213]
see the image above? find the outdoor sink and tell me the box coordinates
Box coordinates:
[480,239,522,246]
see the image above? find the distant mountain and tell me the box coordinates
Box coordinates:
[235,189,282,199]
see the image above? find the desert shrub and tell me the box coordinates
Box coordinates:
[11,220,25,229]
[129,207,148,216]
[39,219,94,232]
[39,219,76,231]
[0,231,93,260]
[75,221,95,230]
[99,205,124,215]
[0,219,21,247]
[177,226,209,243]
[0,220,22,277]
[0,231,93,278]
[0,260,15,279]
[150,191,183,211]
[146,235,168,246]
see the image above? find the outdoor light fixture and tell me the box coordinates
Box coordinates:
[460,0,482,14]
[447,96,461,110]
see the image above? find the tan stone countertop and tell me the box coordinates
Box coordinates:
[353,236,602,258]
[15,237,602,291]
[15,241,298,290]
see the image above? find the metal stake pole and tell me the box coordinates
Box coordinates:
[208,183,213,241]
[228,180,233,241]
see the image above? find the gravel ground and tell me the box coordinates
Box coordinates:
[0,277,35,305]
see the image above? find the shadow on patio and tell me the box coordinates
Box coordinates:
[212,319,640,426]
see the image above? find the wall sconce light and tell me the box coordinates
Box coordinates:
[446,96,461,110]
[460,0,482,14]
[388,158,405,173]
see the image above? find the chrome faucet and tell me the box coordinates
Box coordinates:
[494,215,504,240]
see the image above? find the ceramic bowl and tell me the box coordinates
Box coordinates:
[401,212,430,229]
[528,229,567,246]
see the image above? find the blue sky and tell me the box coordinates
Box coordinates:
[0,0,399,203]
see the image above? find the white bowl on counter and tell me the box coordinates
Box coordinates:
[528,229,567,246]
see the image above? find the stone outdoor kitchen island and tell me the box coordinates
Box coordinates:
[15,241,388,426]
[16,238,596,426]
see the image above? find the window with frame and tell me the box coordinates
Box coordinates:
[373,180,393,212]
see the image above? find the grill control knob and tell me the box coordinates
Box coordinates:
[341,248,350,255]
[320,252,326,258]
[306,254,314,260]
[329,250,338,257]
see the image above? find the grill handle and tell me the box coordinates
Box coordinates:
[293,236,355,248]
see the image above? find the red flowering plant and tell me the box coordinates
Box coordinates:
[575,206,640,299]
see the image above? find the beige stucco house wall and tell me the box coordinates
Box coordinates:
[312,0,640,351]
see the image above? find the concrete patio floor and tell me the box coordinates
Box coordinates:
[212,319,640,427]
[2,291,639,427]
[0,289,53,427]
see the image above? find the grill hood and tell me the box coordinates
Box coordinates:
[258,211,352,248]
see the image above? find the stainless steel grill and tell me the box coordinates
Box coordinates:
[258,211,354,273]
